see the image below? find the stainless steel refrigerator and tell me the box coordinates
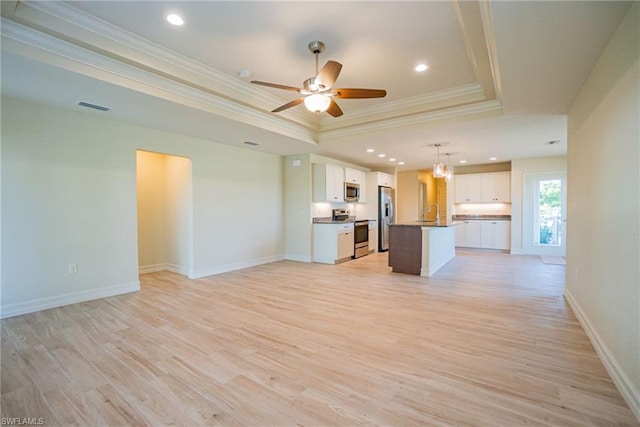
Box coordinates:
[378,186,395,251]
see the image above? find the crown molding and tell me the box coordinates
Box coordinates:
[10,1,319,129]
[1,18,319,146]
[3,1,505,146]
[479,0,503,104]
[318,100,503,142]
[319,83,486,131]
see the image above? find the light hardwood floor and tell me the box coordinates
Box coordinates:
[1,251,637,426]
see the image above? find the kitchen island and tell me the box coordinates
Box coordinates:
[389,221,460,277]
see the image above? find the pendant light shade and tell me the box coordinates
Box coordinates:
[444,153,454,182]
[432,144,445,178]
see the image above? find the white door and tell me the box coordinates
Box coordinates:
[523,172,567,256]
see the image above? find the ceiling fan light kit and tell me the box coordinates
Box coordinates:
[304,94,331,113]
[250,41,387,117]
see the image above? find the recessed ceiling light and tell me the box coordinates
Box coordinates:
[459,160,467,164]
[378,153,386,158]
[237,69,251,79]
[166,14,184,26]
[489,157,497,161]
[415,63,429,72]
[366,148,375,153]
[398,161,405,165]
[389,158,396,162]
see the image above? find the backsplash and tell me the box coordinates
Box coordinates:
[453,203,511,216]
[312,201,363,219]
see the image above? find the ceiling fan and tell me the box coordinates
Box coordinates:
[251,41,387,118]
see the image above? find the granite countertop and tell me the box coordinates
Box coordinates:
[392,220,463,228]
[452,215,511,221]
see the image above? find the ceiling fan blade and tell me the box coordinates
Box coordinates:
[316,60,342,89]
[333,88,387,99]
[251,81,301,92]
[326,99,344,118]
[272,98,304,113]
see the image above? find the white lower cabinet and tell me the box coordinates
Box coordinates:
[313,223,354,264]
[456,220,481,248]
[481,221,510,250]
[456,220,510,250]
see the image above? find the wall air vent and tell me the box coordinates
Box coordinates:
[77,101,110,112]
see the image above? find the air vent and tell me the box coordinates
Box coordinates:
[244,141,260,146]
[78,101,110,112]
[546,140,560,145]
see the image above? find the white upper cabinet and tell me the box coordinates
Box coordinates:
[345,167,364,184]
[313,164,344,202]
[376,172,394,188]
[345,167,367,203]
[455,174,482,203]
[455,172,511,203]
[481,172,511,202]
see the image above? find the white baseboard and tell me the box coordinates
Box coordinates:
[190,254,285,279]
[564,289,640,421]
[284,253,312,263]
[139,263,188,275]
[510,248,523,255]
[0,281,140,319]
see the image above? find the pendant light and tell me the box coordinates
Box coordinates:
[444,153,454,182]
[433,143,445,178]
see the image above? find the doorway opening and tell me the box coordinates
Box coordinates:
[136,150,193,277]
[523,172,566,257]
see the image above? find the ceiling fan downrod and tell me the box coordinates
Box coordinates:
[308,40,325,76]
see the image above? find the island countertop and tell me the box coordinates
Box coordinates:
[391,221,462,228]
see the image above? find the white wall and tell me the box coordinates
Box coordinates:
[565,3,639,419]
[510,156,567,254]
[1,96,285,317]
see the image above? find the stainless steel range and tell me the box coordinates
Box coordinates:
[353,220,369,258]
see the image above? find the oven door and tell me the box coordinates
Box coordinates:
[353,221,369,258]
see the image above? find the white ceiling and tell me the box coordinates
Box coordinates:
[0,1,632,171]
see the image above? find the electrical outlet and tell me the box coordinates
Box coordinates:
[68,263,78,275]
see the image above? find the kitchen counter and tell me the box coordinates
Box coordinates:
[389,222,457,277]
[452,215,511,221]
[394,220,462,228]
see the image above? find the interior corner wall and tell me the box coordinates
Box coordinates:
[136,150,192,275]
[396,170,420,223]
[1,96,285,318]
[137,151,168,271]
[284,154,312,262]
[163,154,192,274]
[510,156,567,254]
[565,2,639,419]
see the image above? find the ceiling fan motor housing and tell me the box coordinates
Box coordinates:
[308,40,325,54]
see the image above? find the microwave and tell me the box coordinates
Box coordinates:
[344,182,360,202]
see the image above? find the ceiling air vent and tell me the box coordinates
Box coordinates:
[546,140,560,145]
[243,141,260,146]
[78,101,110,112]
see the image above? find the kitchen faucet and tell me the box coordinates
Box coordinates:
[428,203,440,224]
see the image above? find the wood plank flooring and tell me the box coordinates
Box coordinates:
[1,251,637,425]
